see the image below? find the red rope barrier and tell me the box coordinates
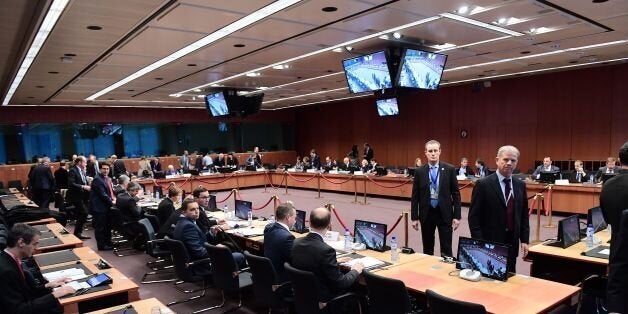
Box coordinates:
[458,182,474,190]
[386,214,403,236]
[265,172,285,189]
[236,190,243,200]
[320,173,354,184]
[216,190,234,203]
[286,172,318,183]
[253,196,275,210]
[331,207,352,236]
[365,175,412,188]
[195,172,237,185]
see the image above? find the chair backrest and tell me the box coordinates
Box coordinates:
[138,218,156,254]
[284,262,323,314]
[426,289,486,314]
[205,243,239,293]
[143,213,160,232]
[363,270,411,314]
[243,251,285,309]
[0,224,8,250]
[8,180,23,190]
[164,237,196,282]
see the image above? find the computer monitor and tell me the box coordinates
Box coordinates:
[207,194,218,211]
[456,237,510,281]
[205,91,230,117]
[153,171,165,179]
[375,98,399,116]
[292,209,307,234]
[556,214,581,248]
[342,51,393,94]
[601,173,617,184]
[354,219,387,252]
[406,167,417,177]
[235,200,252,220]
[397,48,448,90]
[539,171,560,183]
[374,167,387,176]
[587,207,607,233]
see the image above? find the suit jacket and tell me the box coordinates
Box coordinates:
[363,147,374,162]
[606,209,628,313]
[86,160,98,178]
[311,155,321,170]
[214,157,226,167]
[291,233,359,301]
[179,155,190,170]
[174,216,208,261]
[111,160,127,179]
[468,173,530,254]
[263,222,295,282]
[116,192,141,223]
[194,156,203,170]
[150,160,162,172]
[30,165,55,190]
[157,198,176,227]
[226,156,238,166]
[567,171,590,183]
[0,251,60,314]
[53,168,68,190]
[532,165,560,176]
[455,166,475,177]
[89,174,113,214]
[66,166,88,202]
[596,166,619,181]
[410,162,461,222]
[600,170,628,258]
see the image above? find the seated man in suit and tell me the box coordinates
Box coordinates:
[338,157,351,171]
[116,182,144,248]
[291,207,364,303]
[226,152,239,167]
[263,202,296,282]
[214,153,226,167]
[568,160,590,183]
[174,199,245,276]
[368,159,379,174]
[150,157,162,172]
[455,157,475,177]
[474,159,488,178]
[157,186,181,227]
[532,156,560,179]
[596,157,619,182]
[310,149,321,170]
[360,159,370,173]
[137,157,152,178]
[113,174,130,196]
[165,165,178,176]
[0,224,75,313]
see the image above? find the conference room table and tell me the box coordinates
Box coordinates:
[34,223,83,253]
[526,230,611,285]
[86,298,173,314]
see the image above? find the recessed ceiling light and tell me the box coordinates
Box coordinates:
[64,53,76,57]
[392,32,402,39]
[27,96,34,99]
[127,89,135,92]
[332,47,343,52]
[321,6,337,12]
[457,6,469,14]
[245,72,261,77]
[60,56,73,63]
[155,77,163,80]
[592,0,608,3]
[569,60,578,64]
[378,34,389,40]
[296,76,302,79]
[187,63,197,67]
[345,46,353,51]
[233,44,246,48]
[326,70,333,73]
[193,88,201,92]
[86,25,102,30]
[48,71,59,74]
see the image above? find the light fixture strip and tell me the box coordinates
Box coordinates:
[440,13,523,37]
[85,0,303,101]
[264,93,371,110]
[2,0,70,106]
[262,87,348,104]
[436,36,510,52]
[241,72,344,95]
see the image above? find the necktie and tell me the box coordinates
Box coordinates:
[576,173,581,182]
[80,169,86,184]
[430,166,439,208]
[503,178,514,230]
[105,176,114,199]
[13,256,25,282]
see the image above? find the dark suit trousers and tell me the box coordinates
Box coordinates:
[71,199,88,236]
[92,212,112,248]
[421,206,453,257]
[505,230,517,272]
[32,189,51,209]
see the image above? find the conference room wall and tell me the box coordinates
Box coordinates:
[293,63,628,172]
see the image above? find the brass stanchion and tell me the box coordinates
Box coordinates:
[315,173,322,199]
[401,211,414,254]
[262,171,269,193]
[325,204,333,231]
[352,176,358,203]
[284,172,289,195]
[361,177,369,205]
[235,172,240,190]
[273,195,278,211]
[232,189,238,208]
[543,184,556,228]
[530,193,545,244]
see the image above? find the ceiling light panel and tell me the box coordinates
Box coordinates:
[440,13,524,36]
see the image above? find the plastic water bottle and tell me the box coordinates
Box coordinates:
[586,224,594,249]
[390,236,399,263]
[223,205,229,219]
[154,189,160,200]
[344,229,352,251]
[269,215,275,223]
[247,211,253,226]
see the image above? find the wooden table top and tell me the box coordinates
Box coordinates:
[35,223,83,253]
[86,298,173,314]
[35,246,102,268]
[528,229,611,265]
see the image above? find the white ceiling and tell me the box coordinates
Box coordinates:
[1,0,627,110]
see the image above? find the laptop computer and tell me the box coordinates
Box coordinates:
[207,194,219,212]
[588,207,607,233]
[235,199,253,220]
[354,220,387,252]
[456,237,511,281]
[545,215,581,248]
[291,209,308,233]
[539,171,560,183]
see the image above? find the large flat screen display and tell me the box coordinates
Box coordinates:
[342,51,393,93]
[375,98,399,116]
[397,49,447,90]
[205,91,229,117]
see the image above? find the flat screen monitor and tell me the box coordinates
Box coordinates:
[235,199,252,220]
[376,98,399,116]
[292,209,307,233]
[557,214,581,248]
[207,194,217,211]
[602,173,617,184]
[354,219,387,252]
[588,207,607,233]
[205,91,229,117]
[539,171,560,183]
[456,237,510,281]
[397,49,447,90]
[342,51,393,94]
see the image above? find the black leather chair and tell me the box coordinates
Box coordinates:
[164,237,213,307]
[137,218,175,284]
[363,270,411,314]
[0,224,8,250]
[201,243,253,314]
[576,274,607,314]
[143,213,161,232]
[426,289,486,314]
[243,251,291,313]
[284,262,361,314]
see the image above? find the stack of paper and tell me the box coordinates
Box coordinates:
[43,267,87,281]
[341,256,385,268]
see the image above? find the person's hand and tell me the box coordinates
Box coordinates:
[83,185,91,191]
[352,262,365,274]
[217,218,226,224]
[521,243,529,258]
[411,220,419,231]
[46,277,71,288]
[52,285,76,298]
[452,219,460,231]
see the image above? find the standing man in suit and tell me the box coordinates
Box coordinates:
[109,155,127,179]
[157,186,181,228]
[253,146,263,167]
[474,159,488,178]
[0,224,75,313]
[150,157,162,172]
[226,152,239,167]
[532,156,560,179]
[89,162,115,250]
[310,149,321,170]
[53,161,69,190]
[67,156,91,239]
[363,143,374,163]
[411,140,461,257]
[179,150,190,173]
[291,207,364,302]
[600,141,628,260]
[469,145,529,272]
[596,156,619,182]
[30,157,55,209]
[607,209,628,314]
[455,157,475,177]
[568,160,590,183]
[263,202,296,281]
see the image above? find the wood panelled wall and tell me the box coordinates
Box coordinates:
[294,63,628,172]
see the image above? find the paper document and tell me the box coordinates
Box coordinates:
[43,268,86,281]
[341,256,385,268]
[65,280,90,290]
[226,227,264,237]
[598,248,610,255]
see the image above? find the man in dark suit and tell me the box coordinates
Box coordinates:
[310,149,321,170]
[474,159,489,178]
[150,157,162,172]
[263,202,296,281]
[595,156,619,182]
[607,209,628,314]
[214,153,226,167]
[179,150,190,172]
[226,152,238,167]
[157,186,181,228]
[29,157,55,209]
[532,156,560,179]
[67,156,91,239]
[53,162,69,190]
[338,157,351,171]
[363,143,373,162]
[455,157,475,177]
[109,155,127,179]
[89,162,115,250]
[469,145,529,272]
[116,182,143,247]
[86,154,99,178]
[0,223,75,313]
[600,141,628,261]
[291,207,364,302]
[411,140,461,257]
[567,160,591,183]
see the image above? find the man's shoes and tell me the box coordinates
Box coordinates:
[98,246,113,251]
[76,235,91,240]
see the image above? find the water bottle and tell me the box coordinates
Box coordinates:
[390,236,399,263]
[247,211,253,226]
[223,205,229,219]
[344,229,352,251]
[154,189,160,200]
[586,224,594,249]
[269,215,275,223]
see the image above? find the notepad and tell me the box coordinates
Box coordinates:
[226,227,264,237]
[43,267,87,281]
[341,256,385,269]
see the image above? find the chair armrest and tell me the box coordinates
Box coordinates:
[271,281,291,292]
[186,257,212,267]
[320,292,361,310]
[146,238,165,244]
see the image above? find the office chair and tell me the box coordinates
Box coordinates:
[202,243,253,314]
[363,270,411,314]
[8,180,23,191]
[576,274,607,314]
[284,262,362,314]
[243,251,292,313]
[426,289,486,314]
[0,224,7,250]
[137,218,175,284]
[164,237,213,307]
[143,213,161,233]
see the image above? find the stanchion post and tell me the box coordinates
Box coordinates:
[284,172,289,195]
[316,173,322,199]
[273,195,278,210]
[361,177,369,205]
[232,188,238,208]
[325,204,333,231]
[352,176,358,203]
[263,171,268,193]
[401,211,414,254]
[533,194,541,243]
[544,185,556,228]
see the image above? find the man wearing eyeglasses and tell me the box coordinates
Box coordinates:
[411,140,461,257]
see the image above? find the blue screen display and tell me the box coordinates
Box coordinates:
[398,49,447,90]
[342,51,392,93]
[205,92,229,117]
[375,98,399,116]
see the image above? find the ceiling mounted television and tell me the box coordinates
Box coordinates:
[375,98,399,116]
[342,51,393,94]
[205,91,229,117]
[397,49,447,90]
